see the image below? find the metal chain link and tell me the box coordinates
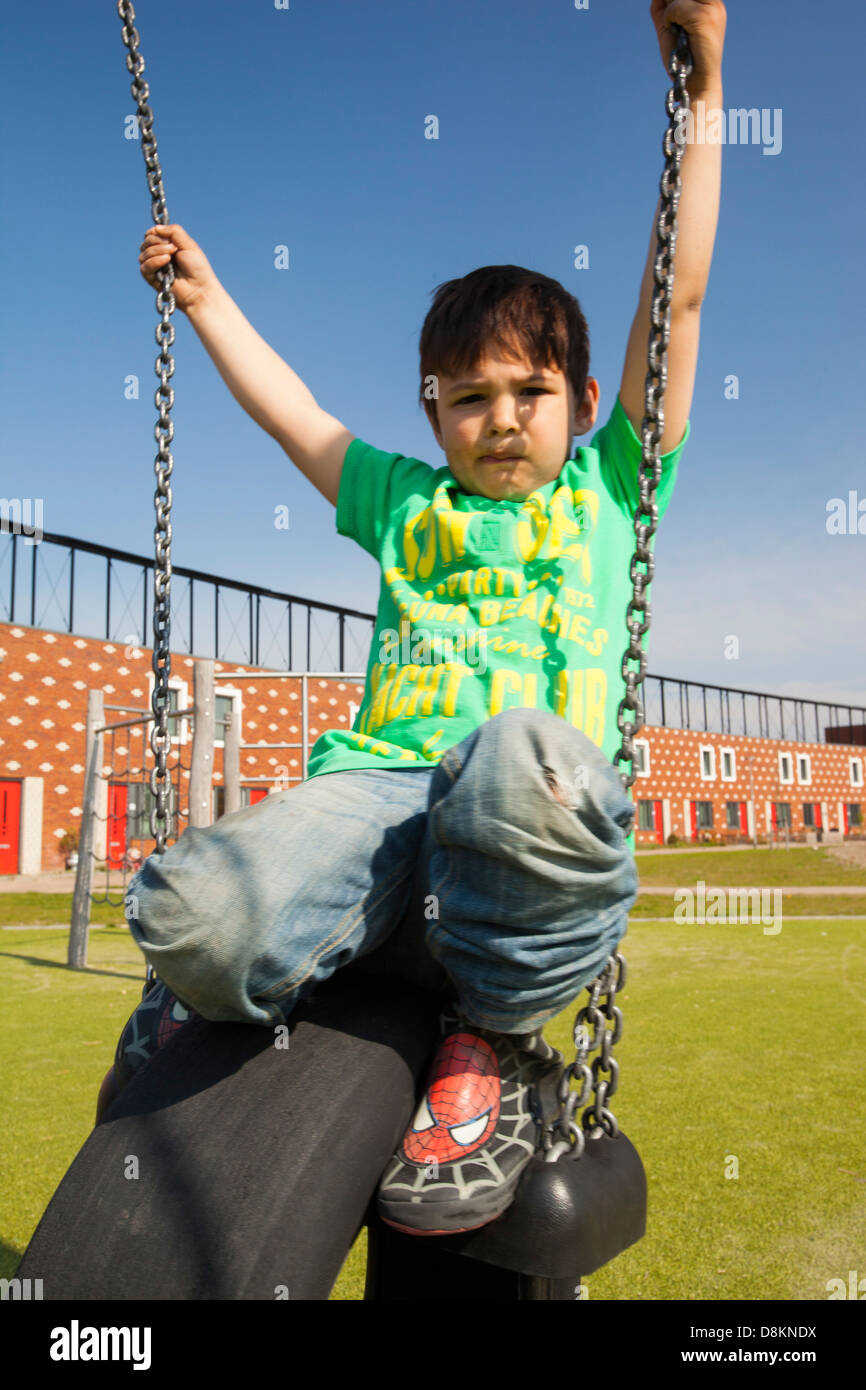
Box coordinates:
[117,2,176,856]
[544,24,693,1161]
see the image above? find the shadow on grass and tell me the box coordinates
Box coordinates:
[0,1237,23,1280]
[0,952,143,983]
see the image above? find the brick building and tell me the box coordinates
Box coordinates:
[0,621,365,874]
[0,615,862,874]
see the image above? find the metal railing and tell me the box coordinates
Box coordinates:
[2,528,863,746]
[639,674,865,746]
[0,528,375,671]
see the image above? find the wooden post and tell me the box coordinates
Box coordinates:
[69,689,104,969]
[224,707,241,815]
[302,673,308,779]
[189,659,215,828]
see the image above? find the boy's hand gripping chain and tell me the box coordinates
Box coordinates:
[544,24,694,1162]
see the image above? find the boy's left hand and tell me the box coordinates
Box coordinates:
[650,0,727,94]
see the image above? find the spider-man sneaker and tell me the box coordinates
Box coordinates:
[376,1006,564,1236]
[113,977,198,1088]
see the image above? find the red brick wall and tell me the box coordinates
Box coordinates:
[631,726,864,844]
[0,622,364,871]
[0,619,862,867]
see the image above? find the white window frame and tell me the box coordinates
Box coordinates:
[213,684,243,749]
[147,674,189,745]
[699,745,716,781]
[850,756,864,788]
[720,746,736,782]
[797,752,811,785]
[633,737,651,778]
[778,752,794,785]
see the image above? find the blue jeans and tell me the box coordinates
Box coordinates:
[125,707,638,1036]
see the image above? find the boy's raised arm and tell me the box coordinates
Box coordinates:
[139,225,354,508]
[618,0,726,455]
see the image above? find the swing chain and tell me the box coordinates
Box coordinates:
[613,22,692,794]
[543,954,625,1161]
[117,2,176,857]
[545,24,692,1163]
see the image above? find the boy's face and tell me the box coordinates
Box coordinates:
[429,349,600,501]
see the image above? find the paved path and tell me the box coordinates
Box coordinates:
[0,872,125,894]
[638,884,866,895]
[2,870,865,896]
[635,914,866,922]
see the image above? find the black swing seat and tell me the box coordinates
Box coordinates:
[16,965,646,1301]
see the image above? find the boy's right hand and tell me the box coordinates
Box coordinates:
[138,223,218,315]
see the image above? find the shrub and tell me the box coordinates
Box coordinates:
[57,827,79,858]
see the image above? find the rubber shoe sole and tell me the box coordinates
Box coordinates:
[377,1013,563,1236]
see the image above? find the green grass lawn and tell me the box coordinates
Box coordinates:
[634,846,866,887]
[0,895,129,928]
[631,893,866,919]
[3,918,865,1301]
[1,847,862,932]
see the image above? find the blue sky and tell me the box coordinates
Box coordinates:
[2,0,864,706]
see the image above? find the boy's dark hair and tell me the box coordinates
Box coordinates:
[418,265,590,430]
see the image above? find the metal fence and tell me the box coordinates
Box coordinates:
[0,529,375,671]
[639,675,865,745]
[3,528,863,747]
[68,686,196,969]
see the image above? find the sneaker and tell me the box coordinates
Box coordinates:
[376,1005,563,1236]
[113,978,197,1087]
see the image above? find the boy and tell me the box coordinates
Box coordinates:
[99,0,725,1237]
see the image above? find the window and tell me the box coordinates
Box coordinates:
[215,694,233,737]
[848,804,863,827]
[127,780,175,839]
[851,758,864,788]
[165,686,181,739]
[696,801,714,828]
[797,754,811,784]
[774,802,792,828]
[778,753,793,784]
[147,676,189,744]
[633,739,650,777]
[213,685,242,747]
[637,800,655,830]
[726,801,740,829]
[803,802,815,828]
[213,785,260,820]
[700,746,716,780]
[126,781,147,840]
[720,748,736,781]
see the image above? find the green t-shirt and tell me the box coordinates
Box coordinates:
[306,394,689,787]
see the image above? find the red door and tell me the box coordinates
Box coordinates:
[107,784,128,869]
[738,802,748,833]
[770,803,778,830]
[0,781,21,875]
[652,800,664,843]
[842,804,849,834]
[248,788,268,806]
[815,802,823,829]
[688,801,697,840]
